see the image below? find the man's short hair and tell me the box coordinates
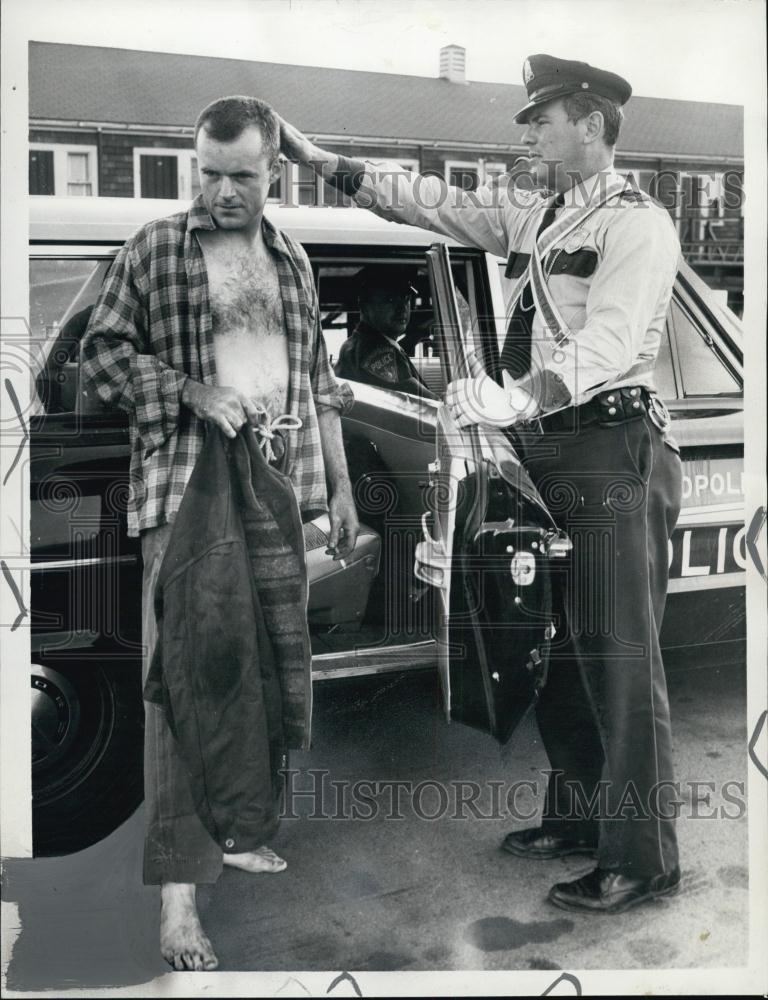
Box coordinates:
[194,96,280,162]
[563,92,624,147]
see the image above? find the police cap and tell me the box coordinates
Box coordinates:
[357,265,417,300]
[514,54,632,124]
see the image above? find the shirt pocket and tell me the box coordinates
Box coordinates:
[545,247,598,278]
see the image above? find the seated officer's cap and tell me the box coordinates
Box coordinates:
[514,54,632,124]
[358,265,417,298]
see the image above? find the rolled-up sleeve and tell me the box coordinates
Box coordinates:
[309,311,354,414]
[80,243,189,455]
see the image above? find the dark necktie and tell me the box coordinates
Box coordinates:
[499,193,564,379]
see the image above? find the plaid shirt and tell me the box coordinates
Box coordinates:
[81,197,352,537]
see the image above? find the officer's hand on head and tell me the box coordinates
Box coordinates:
[445,372,532,429]
[276,115,315,165]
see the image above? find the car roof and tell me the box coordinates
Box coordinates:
[29,195,462,248]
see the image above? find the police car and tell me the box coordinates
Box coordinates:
[28,196,744,854]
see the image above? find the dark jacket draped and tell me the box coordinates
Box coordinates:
[143,426,311,852]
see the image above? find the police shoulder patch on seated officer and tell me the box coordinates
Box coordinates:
[363,347,398,383]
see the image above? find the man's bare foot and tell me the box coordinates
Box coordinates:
[222,845,287,874]
[160,882,218,972]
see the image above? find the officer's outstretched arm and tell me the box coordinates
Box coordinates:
[278,115,510,258]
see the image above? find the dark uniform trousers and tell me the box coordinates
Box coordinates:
[520,410,683,878]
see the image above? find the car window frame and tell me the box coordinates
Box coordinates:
[29,247,121,423]
[666,280,743,401]
[29,250,115,361]
[308,245,497,402]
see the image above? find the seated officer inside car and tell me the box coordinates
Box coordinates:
[279,53,684,916]
[334,265,438,398]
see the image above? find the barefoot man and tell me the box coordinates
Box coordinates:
[81,96,358,970]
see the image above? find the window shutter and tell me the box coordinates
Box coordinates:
[140,154,179,198]
[29,149,55,195]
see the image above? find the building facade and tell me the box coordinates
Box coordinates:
[29,42,744,311]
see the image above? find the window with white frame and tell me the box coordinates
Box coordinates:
[29,143,98,197]
[271,157,420,208]
[676,171,727,247]
[267,159,292,203]
[445,159,506,191]
[446,160,481,191]
[133,147,200,200]
[482,161,507,183]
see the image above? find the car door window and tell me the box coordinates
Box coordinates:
[314,257,443,396]
[312,252,496,401]
[29,257,111,414]
[668,296,741,396]
[313,263,359,366]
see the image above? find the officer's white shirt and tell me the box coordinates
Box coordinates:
[354,163,681,415]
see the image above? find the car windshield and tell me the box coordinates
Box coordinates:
[29,257,111,415]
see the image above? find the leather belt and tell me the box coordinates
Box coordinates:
[523,386,669,434]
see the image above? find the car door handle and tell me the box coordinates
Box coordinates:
[414,511,451,588]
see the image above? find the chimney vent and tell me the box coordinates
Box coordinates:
[439,44,466,84]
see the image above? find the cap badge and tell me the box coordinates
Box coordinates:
[523,59,534,85]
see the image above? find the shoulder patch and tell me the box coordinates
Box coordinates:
[362,347,398,383]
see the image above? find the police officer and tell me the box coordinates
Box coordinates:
[335,265,437,398]
[278,54,683,914]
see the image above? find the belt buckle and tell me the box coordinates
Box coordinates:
[647,394,670,432]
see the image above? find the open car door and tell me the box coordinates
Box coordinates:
[415,243,571,744]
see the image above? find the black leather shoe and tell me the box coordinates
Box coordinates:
[547,866,682,914]
[501,827,597,860]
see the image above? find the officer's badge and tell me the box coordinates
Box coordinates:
[563,229,588,253]
[523,59,534,85]
[648,394,671,432]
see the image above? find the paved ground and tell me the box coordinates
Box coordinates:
[2,646,749,991]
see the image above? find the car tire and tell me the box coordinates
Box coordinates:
[31,657,144,856]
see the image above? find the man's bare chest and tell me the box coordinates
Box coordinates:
[199,239,285,337]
